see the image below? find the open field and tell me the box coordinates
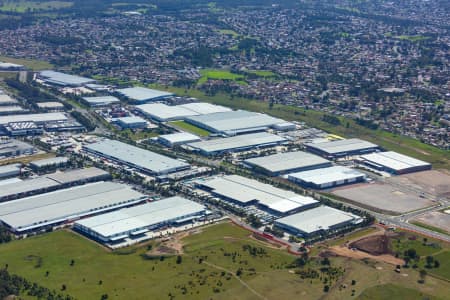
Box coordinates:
[245,70,277,77]
[388,170,450,200]
[332,183,434,215]
[0,1,72,13]
[0,152,55,166]
[217,29,240,38]
[147,86,450,170]
[357,284,438,300]
[0,223,449,299]
[0,56,53,71]
[198,69,246,85]
[170,120,211,136]
[411,212,450,235]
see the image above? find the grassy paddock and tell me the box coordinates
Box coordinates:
[198,69,246,85]
[0,56,53,71]
[357,284,438,300]
[410,221,449,236]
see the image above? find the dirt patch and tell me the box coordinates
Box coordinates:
[388,170,450,199]
[350,234,391,256]
[328,246,404,266]
[318,250,338,258]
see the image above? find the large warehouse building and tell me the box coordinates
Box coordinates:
[74,196,206,245]
[360,151,431,174]
[288,166,366,189]
[187,132,288,156]
[83,139,190,175]
[0,182,147,235]
[0,163,21,179]
[158,132,201,147]
[305,138,380,159]
[0,112,68,126]
[0,139,35,158]
[197,175,318,216]
[116,87,173,104]
[185,110,294,136]
[38,70,95,87]
[82,96,120,107]
[274,206,362,238]
[136,102,232,122]
[0,167,110,202]
[244,151,332,176]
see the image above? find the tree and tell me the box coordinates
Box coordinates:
[323,285,330,292]
[434,260,440,268]
[351,280,356,285]
[101,294,109,300]
[418,269,427,284]
[425,256,434,268]
[236,268,242,277]
[176,255,182,264]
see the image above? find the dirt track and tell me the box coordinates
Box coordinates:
[329,245,404,266]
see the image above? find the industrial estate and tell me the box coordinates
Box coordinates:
[0,1,449,298]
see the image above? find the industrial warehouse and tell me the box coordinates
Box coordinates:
[288,166,366,189]
[185,110,295,136]
[305,138,380,159]
[82,96,120,107]
[0,181,147,235]
[0,167,110,202]
[136,102,231,122]
[274,206,362,238]
[360,151,431,174]
[0,112,68,126]
[158,132,202,147]
[197,175,319,216]
[74,196,206,246]
[116,87,173,104]
[244,151,332,176]
[38,70,96,87]
[0,163,21,179]
[83,139,190,175]
[187,132,287,156]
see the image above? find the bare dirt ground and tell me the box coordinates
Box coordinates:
[328,245,404,266]
[332,182,433,214]
[146,229,203,256]
[349,235,391,256]
[388,170,450,199]
[413,211,450,233]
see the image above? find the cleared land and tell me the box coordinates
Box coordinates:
[357,284,438,300]
[170,120,211,136]
[198,69,246,85]
[412,212,450,235]
[332,183,434,215]
[0,56,53,71]
[388,170,450,200]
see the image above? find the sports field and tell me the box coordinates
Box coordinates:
[0,222,449,299]
[198,69,246,85]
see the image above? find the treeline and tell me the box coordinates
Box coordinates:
[70,111,96,131]
[355,118,379,130]
[0,226,11,244]
[321,114,341,126]
[0,268,74,300]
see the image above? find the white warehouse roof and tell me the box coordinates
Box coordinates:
[178,103,231,115]
[245,151,331,174]
[29,156,68,168]
[158,132,201,146]
[83,139,189,175]
[199,175,318,214]
[288,166,366,186]
[0,112,68,125]
[188,132,287,154]
[275,206,360,234]
[0,182,146,233]
[361,151,431,172]
[83,96,120,106]
[185,110,287,135]
[117,87,173,102]
[136,103,197,121]
[39,70,95,86]
[75,196,205,239]
[305,138,379,155]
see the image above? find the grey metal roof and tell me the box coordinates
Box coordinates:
[0,106,25,113]
[199,175,317,214]
[40,70,95,86]
[178,103,231,115]
[84,139,189,174]
[29,157,68,168]
[0,113,67,125]
[305,138,378,155]
[116,116,147,124]
[275,206,359,234]
[245,151,331,173]
[188,132,286,154]
[361,151,431,171]
[0,182,146,232]
[288,166,366,185]
[0,163,21,176]
[117,87,173,101]
[136,103,198,121]
[158,132,201,144]
[186,110,286,135]
[0,94,18,105]
[75,196,204,238]
[82,96,120,106]
[46,167,110,184]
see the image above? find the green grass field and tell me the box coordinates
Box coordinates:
[170,120,211,136]
[245,70,277,77]
[198,69,246,85]
[148,86,450,170]
[0,223,449,299]
[394,35,430,42]
[0,56,53,71]
[217,29,240,38]
[357,284,438,300]
[410,221,450,235]
[0,1,72,12]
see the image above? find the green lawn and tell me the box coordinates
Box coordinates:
[394,35,430,42]
[410,221,450,236]
[217,29,240,38]
[0,56,53,71]
[357,284,438,300]
[198,69,246,85]
[149,86,450,170]
[0,1,72,12]
[429,251,450,280]
[170,120,211,137]
[245,70,277,77]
